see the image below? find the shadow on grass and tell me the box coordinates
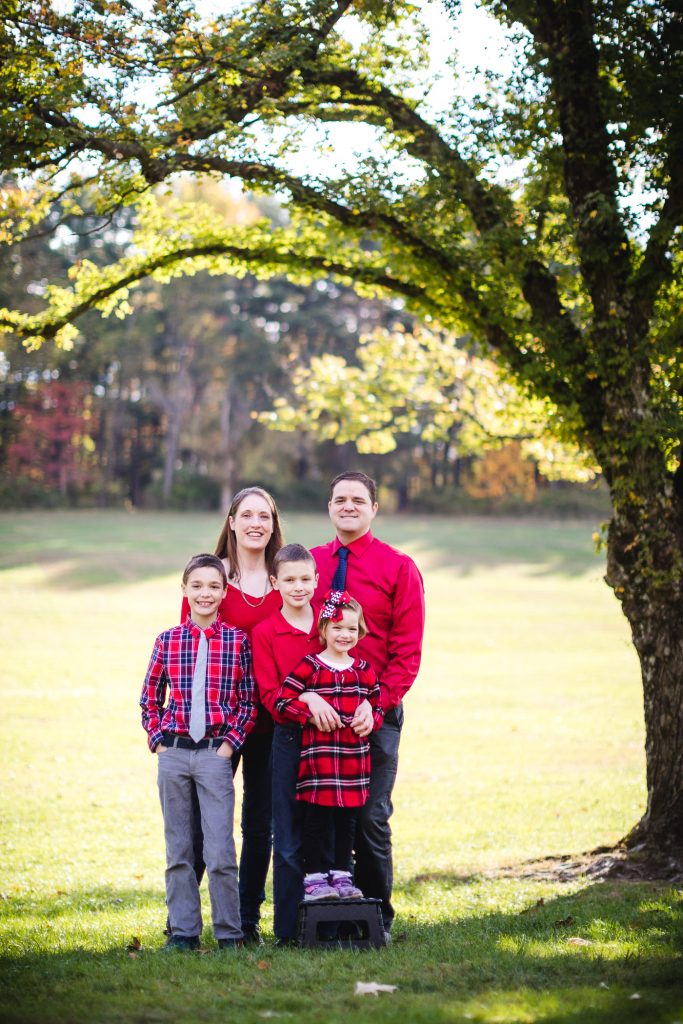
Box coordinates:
[0,511,207,588]
[0,884,681,1024]
[391,518,602,580]
[0,511,604,590]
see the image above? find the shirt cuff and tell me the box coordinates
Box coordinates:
[148,730,164,752]
[279,699,311,725]
[378,683,394,714]
[222,728,244,753]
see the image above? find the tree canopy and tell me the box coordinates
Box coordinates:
[262,323,598,483]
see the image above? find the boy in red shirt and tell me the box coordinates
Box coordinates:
[140,553,257,950]
[252,543,322,943]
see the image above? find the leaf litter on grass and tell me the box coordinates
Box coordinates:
[354,981,398,996]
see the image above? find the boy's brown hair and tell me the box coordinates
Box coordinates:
[182,553,228,586]
[272,543,316,576]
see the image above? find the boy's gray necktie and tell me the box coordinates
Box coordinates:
[188,631,208,742]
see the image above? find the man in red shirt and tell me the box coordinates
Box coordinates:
[311,471,425,939]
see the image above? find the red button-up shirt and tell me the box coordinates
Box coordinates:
[251,610,323,725]
[311,531,425,712]
[140,617,257,753]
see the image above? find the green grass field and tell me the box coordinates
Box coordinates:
[1,511,681,1024]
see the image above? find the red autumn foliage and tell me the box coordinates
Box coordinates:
[7,380,97,494]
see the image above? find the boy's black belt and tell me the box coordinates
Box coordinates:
[162,732,225,750]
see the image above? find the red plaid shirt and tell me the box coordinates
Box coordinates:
[275,654,383,808]
[140,616,257,753]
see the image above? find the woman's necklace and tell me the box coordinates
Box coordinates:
[235,572,271,608]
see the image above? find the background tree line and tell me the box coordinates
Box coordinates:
[0,180,603,514]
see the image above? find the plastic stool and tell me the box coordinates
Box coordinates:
[297,898,386,949]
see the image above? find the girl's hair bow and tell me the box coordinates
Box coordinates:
[318,589,352,622]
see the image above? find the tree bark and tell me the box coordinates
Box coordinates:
[605,476,683,852]
[219,388,236,514]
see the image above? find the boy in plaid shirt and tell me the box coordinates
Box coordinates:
[275,591,383,901]
[140,553,257,949]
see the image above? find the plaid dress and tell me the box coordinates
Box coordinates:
[275,654,383,808]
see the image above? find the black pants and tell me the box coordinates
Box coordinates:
[353,703,403,930]
[302,802,357,875]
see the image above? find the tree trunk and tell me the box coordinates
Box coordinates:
[219,379,262,510]
[129,419,143,508]
[219,388,236,513]
[160,345,195,504]
[161,408,182,504]
[605,480,683,852]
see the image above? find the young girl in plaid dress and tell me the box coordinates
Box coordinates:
[275,591,384,900]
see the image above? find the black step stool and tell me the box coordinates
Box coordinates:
[297,898,385,949]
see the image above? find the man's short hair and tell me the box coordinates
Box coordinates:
[272,543,316,575]
[182,553,228,586]
[329,471,377,505]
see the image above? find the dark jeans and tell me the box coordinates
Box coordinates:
[271,724,305,941]
[272,707,403,939]
[354,703,403,930]
[179,729,273,932]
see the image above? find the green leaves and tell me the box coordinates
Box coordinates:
[261,324,598,480]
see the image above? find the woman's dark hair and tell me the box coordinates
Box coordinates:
[214,486,284,579]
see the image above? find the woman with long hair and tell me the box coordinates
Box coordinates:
[180,486,284,944]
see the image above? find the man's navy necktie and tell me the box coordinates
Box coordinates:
[331,546,349,591]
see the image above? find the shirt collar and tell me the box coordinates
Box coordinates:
[273,609,318,638]
[333,530,374,557]
[185,615,223,640]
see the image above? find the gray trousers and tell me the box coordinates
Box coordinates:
[157,746,241,940]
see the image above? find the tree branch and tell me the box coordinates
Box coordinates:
[524,0,632,314]
[171,154,461,281]
[302,66,507,235]
[0,243,432,344]
[154,0,355,135]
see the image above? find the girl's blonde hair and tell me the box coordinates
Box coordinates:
[318,595,367,643]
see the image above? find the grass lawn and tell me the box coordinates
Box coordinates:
[0,510,681,1024]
